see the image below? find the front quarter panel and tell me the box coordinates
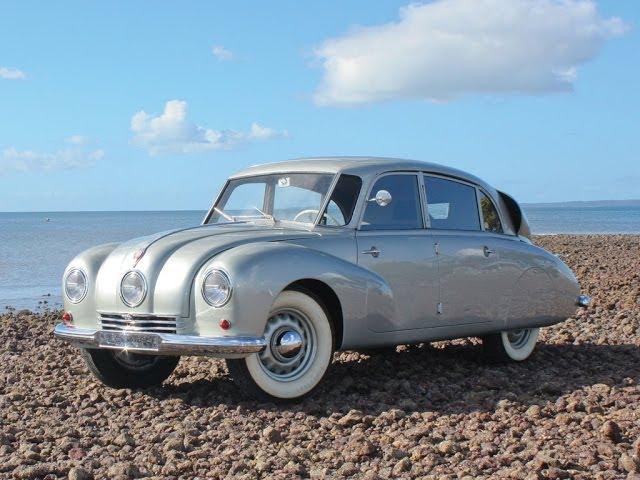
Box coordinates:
[62,242,120,328]
[192,242,394,349]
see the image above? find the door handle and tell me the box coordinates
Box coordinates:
[362,246,380,258]
[483,246,495,257]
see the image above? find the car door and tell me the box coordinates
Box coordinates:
[423,175,507,327]
[356,172,440,332]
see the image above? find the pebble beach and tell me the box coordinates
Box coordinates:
[1,235,639,479]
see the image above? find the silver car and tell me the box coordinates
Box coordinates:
[55,157,588,401]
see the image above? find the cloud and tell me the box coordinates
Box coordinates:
[212,45,233,61]
[0,145,104,175]
[65,135,89,145]
[313,0,628,106]
[130,100,287,155]
[0,67,26,80]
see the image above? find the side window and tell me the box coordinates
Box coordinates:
[479,191,503,233]
[321,174,362,226]
[424,176,480,231]
[361,174,422,230]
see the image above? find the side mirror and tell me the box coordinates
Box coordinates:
[371,189,392,207]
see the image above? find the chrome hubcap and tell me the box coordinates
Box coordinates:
[258,309,316,381]
[507,329,530,349]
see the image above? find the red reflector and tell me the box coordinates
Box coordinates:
[219,319,231,330]
[62,312,73,325]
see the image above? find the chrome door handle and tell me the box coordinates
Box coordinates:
[362,246,380,258]
[483,246,495,257]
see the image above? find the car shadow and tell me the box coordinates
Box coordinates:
[146,341,640,417]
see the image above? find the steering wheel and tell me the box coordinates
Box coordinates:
[293,209,341,226]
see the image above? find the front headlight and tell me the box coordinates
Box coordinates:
[120,271,147,307]
[202,269,232,307]
[64,268,88,303]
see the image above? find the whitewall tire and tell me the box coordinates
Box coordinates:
[226,290,334,401]
[482,327,540,362]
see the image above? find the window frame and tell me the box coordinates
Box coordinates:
[356,171,426,231]
[319,174,364,228]
[475,187,508,235]
[422,173,484,233]
[203,171,339,226]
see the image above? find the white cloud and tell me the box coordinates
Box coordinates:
[313,0,628,106]
[66,135,89,145]
[130,100,287,155]
[0,67,26,80]
[0,146,104,175]
[212,45,233,61]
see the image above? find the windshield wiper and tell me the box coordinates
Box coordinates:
[251,206,276,223]
[214,207,235,222]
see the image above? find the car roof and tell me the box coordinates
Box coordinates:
[230,156,492,190]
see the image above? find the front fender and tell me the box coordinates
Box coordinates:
[63,242,120,328]
[192,242,394,349]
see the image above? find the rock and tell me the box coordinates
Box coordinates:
[619,453,640,473]
[114,432,134,446]
[602,420,623,443]
[337,409,363,426]
[107,463,140,478]
[68,467,92,480]
[437,440,456,455]
[392,457,411,475]
[262,426,283,443]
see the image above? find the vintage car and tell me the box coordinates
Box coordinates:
[55,157,589,401]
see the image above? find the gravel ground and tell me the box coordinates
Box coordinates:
[1,235,639,480]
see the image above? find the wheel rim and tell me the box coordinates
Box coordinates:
[506,329,531,349]
[258,308,316,381]
[112,351,157,370]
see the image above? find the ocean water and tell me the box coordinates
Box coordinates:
[1,207,639,311]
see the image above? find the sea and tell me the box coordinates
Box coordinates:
[1,206,639,311]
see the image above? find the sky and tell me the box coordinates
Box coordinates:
[0,0,638,212]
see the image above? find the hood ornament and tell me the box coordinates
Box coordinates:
[133,248,146,266]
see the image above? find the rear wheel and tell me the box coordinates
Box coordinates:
[226,290,334,402]
[482,327,539,362]
[81,348,179,388]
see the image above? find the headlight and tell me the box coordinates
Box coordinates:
[64,268,88,303]
[120,271,147,307]
[202,269,232,307]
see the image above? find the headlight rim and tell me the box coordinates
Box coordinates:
[64,267,88,304]
[120,270,148,308]
[201,268,232,307]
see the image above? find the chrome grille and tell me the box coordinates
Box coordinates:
[99,313,182,334]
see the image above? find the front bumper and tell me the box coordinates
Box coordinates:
[54,324,266,357]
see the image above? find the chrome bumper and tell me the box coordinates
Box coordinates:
[54,324,266,357]
[576,294,591,307]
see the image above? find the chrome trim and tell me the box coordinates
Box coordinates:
[576,295,591,307]
[201,268,233,307]
[99,313,183,334]
[64,268,88,304]
[120,270,147,307]
[54,324,266,357]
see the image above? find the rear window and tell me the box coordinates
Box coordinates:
[424,176,480,231]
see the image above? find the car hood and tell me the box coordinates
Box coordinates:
[94,223,319,316]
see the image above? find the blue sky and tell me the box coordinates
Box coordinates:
[0,0,638,211]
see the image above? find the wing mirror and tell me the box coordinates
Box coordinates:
[371,189,392,207]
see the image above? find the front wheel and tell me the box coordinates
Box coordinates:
[226,290,334,402]
[81,348,180,388]
[481,327,540,362]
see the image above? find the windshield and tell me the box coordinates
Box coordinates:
[207,173,336,225]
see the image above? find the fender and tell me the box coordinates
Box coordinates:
[192,242,395,349]
[63,242,121,328]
